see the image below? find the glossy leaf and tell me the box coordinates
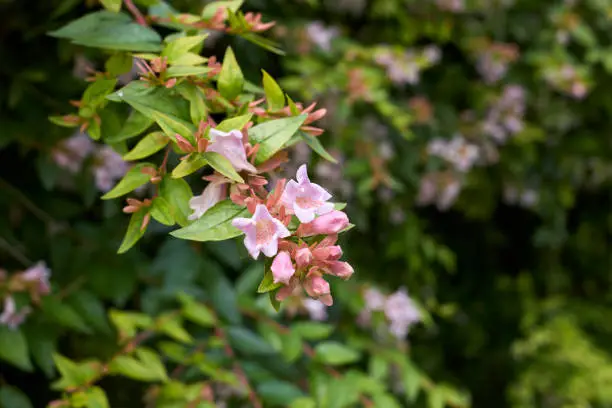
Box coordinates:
[101,163,154,199]
[202,151,244,183]
[123,132,168,161]
[117,208,149,254]
[262,70,285,111]
[249,115,308,164]
[217,47,244,101]
[159,177,193,227]
[171,153,208,179]
[314,342,360,366]
[151,196,175,226]
[0,326,33,371]
[170,199,248,242]
[215,113,253,132]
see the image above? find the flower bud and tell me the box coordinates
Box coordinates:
[271,251,295,285]
[312,245,343,261]
[298,210,349,237]
[295,247,313,268]
[304,274,333,306]
[327,261,354,280]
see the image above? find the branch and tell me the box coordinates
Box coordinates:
[124,0,147,26]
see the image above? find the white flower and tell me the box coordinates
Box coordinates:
[189,182,227,220]
[303,298,328,321]
[384,288,421,339]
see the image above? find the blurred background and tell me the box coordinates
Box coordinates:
[1,0,611,407]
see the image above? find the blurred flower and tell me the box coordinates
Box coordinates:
[189,182,227,220]
[303,298,328,321]
[436,0,465,12]
[51,132,95,173]
[0,297,31,329]
[364,288,386,311]
[280,164,334,223]
[423,45,442,64]
[542,63,589,99]
[503,185,539,208]
[232,204,290,259]
[417,172,463,211]
[427,135,480,172]
[306,21,339,52]
[20,261,51,297]
[409,97,434,124]
[475,42,519,84]
[384,288,421,339]
[93,146,129,192]
[482,85,526,144]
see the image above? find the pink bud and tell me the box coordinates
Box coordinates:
[298,211,349,237]
[312,245,342,261]
[326,261,354,280]
[271,251,295,285]
[295,247,313,268]
[304,274,333,305]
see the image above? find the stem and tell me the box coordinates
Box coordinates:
[124,0,147,26]
[0,236,32,267]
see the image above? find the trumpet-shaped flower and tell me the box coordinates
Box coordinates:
[297,210,349,236]
[21,261,51,296]
[281,164,333,223]
[207,129,257,173]
[232,204,290,259]
[189,182,227,220]
[271,251,295,285]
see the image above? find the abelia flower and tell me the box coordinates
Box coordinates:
[312,245,342,261]
[325,261,354,280]
[306,21,339,52]
[93,146,129,192]
[280,164,333,223]
[304,273,333,306]
[384,288,421,339]
[189,182,227,220]
[232,204,290,259]
[207,129,257,173]
[271,251,295,285]
[51,133,94,173]
[302,298,327,321]
[297,210,349,236]
[0,297,31,330]
[295,247,313,269]
[20,261,51,296]
[363,288,386,311]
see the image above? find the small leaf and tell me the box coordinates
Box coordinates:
[257,268,281,293]
[106,52,133,75]
[162,35,207,63]
[0,385,34,408]
[166,66,212,78]
[171,153,208,179]
[314,342,360,366]
[152,111,196,142]
[49,115,79,128]
[201,0,243,19]
[159,177,193,227]
[178,294,217,327]
[217,47,244,101]
[106,109,154,142]
[262,70,285,111]
[178,85,208,124]
[0,327,33,371]
[109,310,153,339]
[80,386,110,408]
[109,349,168,382]
[257,380,304,405]
[280,331,302,363]
[82,78,117,109]
[51,354,100,390]
[151,197,175,226]
[123,132,168,160]
[101,163,154,199]
[269,290,281,312]
[215,113,253,132]
[227,327,276,355]
[156,314,193,344]
[249,115,308,164]
[100,0,121,12]
[300,131,337,163]
[202,151,244,183]
[118,209,149,254]
[401,359,422,403]
[289,398,316,408]
[333,203,347,210]
[170,199,248,242]
[291,322,333,340]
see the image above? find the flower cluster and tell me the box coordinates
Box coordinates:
[185,121,354,307]
[305,21,340,52]
[542,64,588,99]
[359,287,421,339]
[417,171,462,211]
[474,42,519,84]
[0,261,52,329]
[374,46,441,85]
[481,85,526,144]
[427,134,480,173]
[52,132,129,192]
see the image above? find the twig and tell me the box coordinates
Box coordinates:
[124,0,147,26]
[0,236,32,267]
[215,327,263,408]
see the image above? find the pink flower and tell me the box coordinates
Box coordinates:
[384,288,421,339]
[295,247,313,269]
[271,251,295,285]
[363,288,386,311]
[93,146,129,192]
[304,274,333,306]
[232,204,290,259]
[313,245,342,261]
[280,164,333,223]
[326,261,354,280]
[189,182,227,220]
[297,210,349,236]
[0,297,31,330]
[302,298,327,321]
[207,129,257,173]
[21,261,51,296]
[51,133,95,173]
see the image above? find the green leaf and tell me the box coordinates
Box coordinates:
[0,327,32,371]
[79,387,110,408]
[106,109,154,142]
[151,196,175,226]
[216,113,253,132]
[170,199,248,242]
[106,52,133,75]
[67,291,112,334]
[156,317,193,344]
[289,397,316,408]
[401,359,422,403]
[109,310,153,339]
[280,331,302,363]
[269,290,281,311]
[202,151,244,183]
[217,47,244,101]
[257,381,304,405]
[257,268,281,293]
[26,327,56,377]
[166,66,212,78]
[241,32,285,55]
[291,322,333,340]
[82,79,117,109]
[118,209,149,254]
[300,131,337,163]
[171,153,208,178]
[178,294,217,327]
[0,385,33,408]
[49,115,79,128]
[262,70,285,111]
[314,342,360,366]
[249,115,308,163]
[162,34,207,63]
[201,0,243,19]
[49,11,162,51]
[100,0,121,12]
[333,202,347,211]
[51,354,100,390]
[227,327,276,355]
[428,388,445,408]
[159,177,192,227]
[108,81,190,121]
[123,132,168,160]
[152,111,196,142]
[178,84,208,124]
[101,163,154,199]
[109,349,168,382]
[41,297,91,334]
